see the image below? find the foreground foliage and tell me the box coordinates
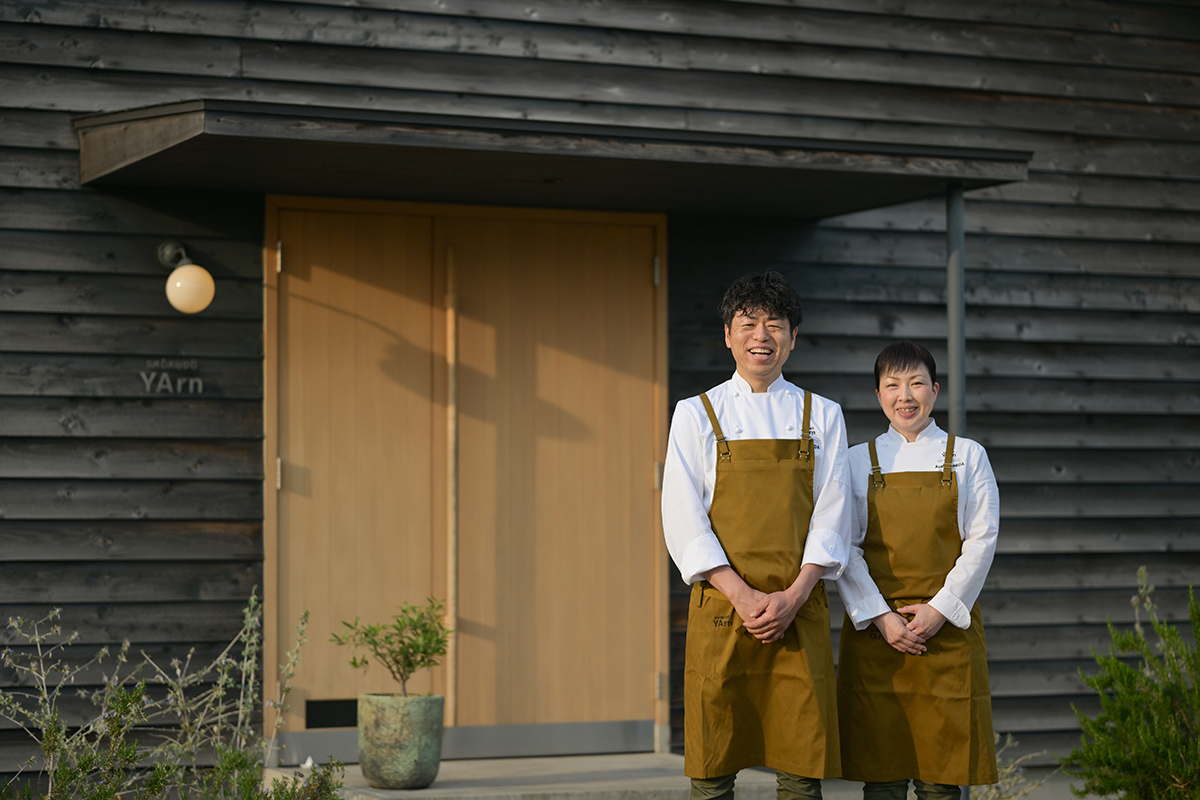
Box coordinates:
[0,593,342,800]
[974,732,1056,800]
[1063,568,1200,799]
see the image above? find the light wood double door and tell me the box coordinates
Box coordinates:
[264,198,667,735]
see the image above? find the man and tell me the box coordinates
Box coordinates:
[662,271,851,800]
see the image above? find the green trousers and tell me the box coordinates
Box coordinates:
[862,779,961,800]
[691,771,822,800]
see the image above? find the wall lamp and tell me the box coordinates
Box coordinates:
[157,240,215,314]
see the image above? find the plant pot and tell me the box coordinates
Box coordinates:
[357,693,444,789]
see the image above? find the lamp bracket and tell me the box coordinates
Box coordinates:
[157,240,191,269]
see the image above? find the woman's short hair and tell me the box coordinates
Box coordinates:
[874,341,938,388]
[718,271,803,330]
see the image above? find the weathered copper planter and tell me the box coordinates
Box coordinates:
[358,694,444,789]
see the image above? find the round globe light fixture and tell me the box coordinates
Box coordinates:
[157,240,215,314]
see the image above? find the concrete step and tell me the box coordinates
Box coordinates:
[268,754,1081,800]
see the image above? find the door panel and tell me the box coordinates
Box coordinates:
[270,200,662,733]
[276,209,440,728]
[443,216,659,725]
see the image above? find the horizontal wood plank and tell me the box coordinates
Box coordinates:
[239,42,1200,143]
[988,449,1200,485]
[677,110,1200,180]
[992,695,1096,733]
[0,312,261,355]
[0,561,261,603]
[0,479,262,519]
[0,397,261,438]
[0,108,76,150]
[6,12,1199,109]
[987,659,1096,698]
[0,602,249,645]
[274,0,1200,71]
[822,198,1200,243]
[979,586,1195,626]
[731,0,1200,40]
[0,187,263,239]
[0,231,262,278]
[667,222,1200,277]
[986,552,1200,591]
[0,520,261,561]
[0,439,262,480]
[995,518,1200,555]
[998,484,1200,519]
[974,171,1200,212]
[672,265,1200,313]
[0,22,241,77]
[0,354,262,398]
[0,147,77,190]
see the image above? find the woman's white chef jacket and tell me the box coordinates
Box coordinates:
[662,372,852,585]
[837,420,999,631]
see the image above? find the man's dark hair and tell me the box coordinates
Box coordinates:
[874,341,938,388]
[718,271,803,330]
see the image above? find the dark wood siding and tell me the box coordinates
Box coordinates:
[2,0,1198,770]
[0,184,264,770]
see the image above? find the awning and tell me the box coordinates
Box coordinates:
[74,100,1029,219]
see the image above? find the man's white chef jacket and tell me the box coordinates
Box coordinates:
[662,372,852,586]
[836,420,999,631]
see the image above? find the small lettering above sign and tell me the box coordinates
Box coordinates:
[140,358,203,394]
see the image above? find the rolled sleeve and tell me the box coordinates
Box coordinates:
[802,527,848,580]
[929,587,972,629]
[679,533,730,586]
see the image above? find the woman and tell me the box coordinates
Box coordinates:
[836,341,999,800]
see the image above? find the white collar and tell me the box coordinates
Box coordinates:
[884,418,943,444]
[730,371,790,394]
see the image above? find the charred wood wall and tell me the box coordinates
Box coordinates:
[1,0,1198,770]
[0,187,265,769]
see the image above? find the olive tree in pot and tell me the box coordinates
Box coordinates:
[331,598,451,790]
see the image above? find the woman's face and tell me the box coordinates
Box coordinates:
[877,366,939,442]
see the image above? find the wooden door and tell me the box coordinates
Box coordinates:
[264,198,668,735]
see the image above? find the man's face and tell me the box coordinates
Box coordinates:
[876,366,939,442]
[724,309,797,392]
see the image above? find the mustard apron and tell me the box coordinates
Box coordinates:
[837,436,997,786]
[684,391,840,780]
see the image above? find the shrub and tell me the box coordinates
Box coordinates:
[0,592,342,800]
[1063,567,1200,799]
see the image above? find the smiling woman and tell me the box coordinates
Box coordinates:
[874,342,941,442]
[836,340,1001,799]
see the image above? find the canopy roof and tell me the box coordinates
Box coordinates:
[75,100,1029,219]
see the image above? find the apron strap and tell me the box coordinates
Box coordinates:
[799,390,813,461]
[868,439,885,487]
[942,434,956,487]
[699,393,732,462]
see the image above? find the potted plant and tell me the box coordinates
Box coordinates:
[331,598,451,790]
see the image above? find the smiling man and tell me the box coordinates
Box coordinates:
[662,271,851,800]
